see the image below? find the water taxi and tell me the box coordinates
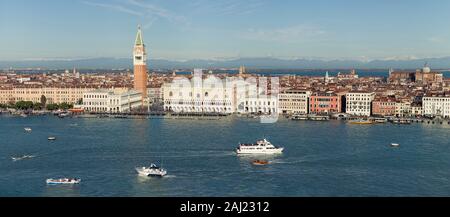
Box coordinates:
[391,143,400,147]
[252,160,270,165]
[46,178,81,184]
[236,139,284,155]
[136,164,167,177]
[349,119,373,125]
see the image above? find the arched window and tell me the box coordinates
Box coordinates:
[169,91,173,97]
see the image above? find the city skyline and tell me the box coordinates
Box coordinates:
[2,0,450,61]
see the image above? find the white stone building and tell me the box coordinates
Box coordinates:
[345,92,375,116]
[422,96,450,118]
[163,69,236,113]
[163,69,279,114]
[82,89,142,113]
[278,90,311,114]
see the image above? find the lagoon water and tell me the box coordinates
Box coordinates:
[1,115,450,196]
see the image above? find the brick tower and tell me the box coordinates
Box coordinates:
[133,25,148,99]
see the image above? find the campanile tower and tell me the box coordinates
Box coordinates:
[133,25,148,99]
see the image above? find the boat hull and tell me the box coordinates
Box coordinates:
[46,179,80,184]
[236,148,284,155]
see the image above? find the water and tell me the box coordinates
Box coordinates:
[1,115,450,196]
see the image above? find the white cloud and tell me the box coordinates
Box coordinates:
[82,0,189,29]
[82,1,143,17]
[241,25,326,43]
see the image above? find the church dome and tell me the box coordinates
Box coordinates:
[422,66,431,73]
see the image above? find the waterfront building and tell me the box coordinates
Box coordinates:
[411,102,423,116]
[345,91,375,116]
[243,96,278,114]
[278,90,311,115]
[422,96,450,118]
[133,25,148,99]
[395,101,412,117]
[309,91,341,114]
[0,87,90,104]
[163,69,236,113]
[372,96,396,116]
[82,89,142,113]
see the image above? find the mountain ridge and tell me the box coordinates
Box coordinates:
[1,57,450,70]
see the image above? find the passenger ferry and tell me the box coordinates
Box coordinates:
[46,178,81,184]
[136,164,167,177]
[236,139,284,155]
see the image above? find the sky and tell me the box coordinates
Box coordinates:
[1,0,450,61]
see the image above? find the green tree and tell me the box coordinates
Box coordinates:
[15,101,34,110]
[40,95,47,107]
[33,103,43,110]
[59,102,73,110]
[46,103,59,111]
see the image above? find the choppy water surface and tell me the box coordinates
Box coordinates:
[1,115,450,196]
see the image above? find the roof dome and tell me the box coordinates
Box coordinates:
[422,66,431,73]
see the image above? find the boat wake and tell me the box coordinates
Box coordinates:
[11,155,36,161]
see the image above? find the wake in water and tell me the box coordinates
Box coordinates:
[11,155,36,161]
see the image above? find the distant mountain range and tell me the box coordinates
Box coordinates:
[1,57,450,70]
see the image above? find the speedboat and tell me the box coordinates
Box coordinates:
[236,139,284,155]
[48,136,56,141]
[135,164,167,177]
[24,127,32,132]
[11,155,35,161]
[391,143,400,147]
[252,160,269,165]
[46,178,81,184]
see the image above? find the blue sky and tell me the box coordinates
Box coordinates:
[1,0,450,61]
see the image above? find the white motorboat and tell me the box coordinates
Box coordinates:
[236,139,284,155]
[46,178,81,184]
[48,136,56,141]
[391,143,400,147]
[136,164,167,177]
[11,155,35,161]
[24,127,32,132]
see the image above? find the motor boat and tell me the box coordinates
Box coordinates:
[236,139,284,155]
[252,160,270,165]
[46,178,81,184]
[391,143,400,147]
[349,119,373,125]
[24,127,32,132]
[135,164,167,177]
[48,136,56,141]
